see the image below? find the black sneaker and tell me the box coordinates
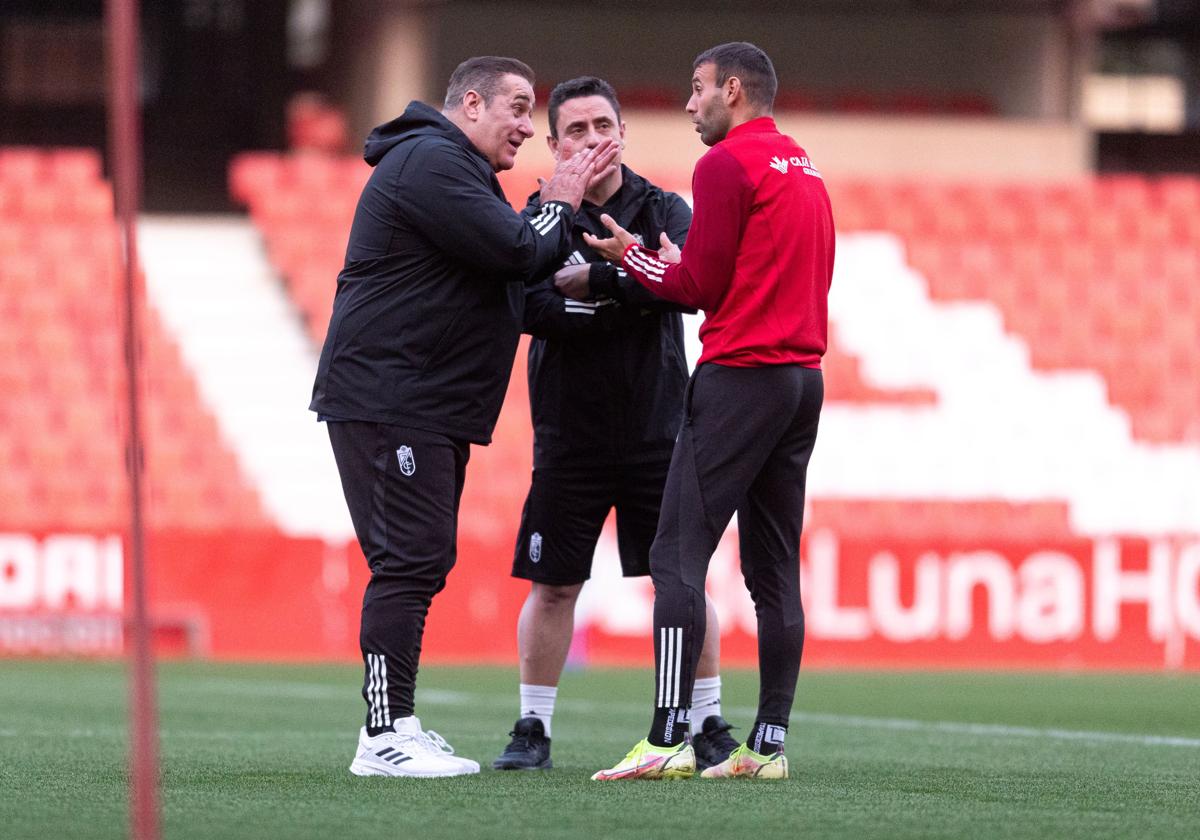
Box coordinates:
[492,717,552,770]
[691,715,739,771]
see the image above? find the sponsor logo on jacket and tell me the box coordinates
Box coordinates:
[768,155,822,178]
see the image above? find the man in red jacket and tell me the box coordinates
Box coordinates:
[584,42,835,781]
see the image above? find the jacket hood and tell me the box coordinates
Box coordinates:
[363,101,479,167]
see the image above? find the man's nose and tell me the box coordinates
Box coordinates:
[518,114,534,137]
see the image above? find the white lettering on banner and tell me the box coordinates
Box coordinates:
[945,552,1016,641]
[807,530,871,639]
[577,527,655,635]
[575,524,1200,655]
[0,615,123,654]
[1016,552,1085,642]
[869,551,941,641]
[0,534,123,612]
[1176,543,1200,638]
[0,536,39,608]
[1093,539,1173,642]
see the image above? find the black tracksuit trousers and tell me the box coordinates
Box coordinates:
[650,362,822,729]
[327,421,470,728]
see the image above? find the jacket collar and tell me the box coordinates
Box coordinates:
[577,165,651,234]
[725,115,778,141]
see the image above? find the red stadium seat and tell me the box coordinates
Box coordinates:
[891,176,1200,444]
[0,147,43,184]
[228,152,283,204]
[1,145,271,531]
[47,148,103,184]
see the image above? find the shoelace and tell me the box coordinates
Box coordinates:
[709,725,739,750]
[504,729,534,751]
[420,729,457,756]
[377,729,457,760]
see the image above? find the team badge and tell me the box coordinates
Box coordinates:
[396,446,416,476]
[529,532,542,563]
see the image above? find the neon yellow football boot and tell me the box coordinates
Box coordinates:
[699,742,788,779]
[591,738,696,780]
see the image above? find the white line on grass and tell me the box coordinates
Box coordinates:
[183,682,1200,749]
[12,682,1193,751]
[4,710,1198,749]
[783,711,1200,749]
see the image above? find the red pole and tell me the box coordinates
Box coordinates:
[105,1,160,839]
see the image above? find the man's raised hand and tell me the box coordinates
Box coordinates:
[581,213,637,262]
[538,138,619,211]
[656,232,681,264]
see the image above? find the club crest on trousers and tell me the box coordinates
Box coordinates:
[529,532,542,563]
[396,446,415,476]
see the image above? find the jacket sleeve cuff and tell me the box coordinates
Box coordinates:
[588,262,619,299]
[620,243,672,289]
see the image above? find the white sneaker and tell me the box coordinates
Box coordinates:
[349,716,480,778]
[420,727,481,773]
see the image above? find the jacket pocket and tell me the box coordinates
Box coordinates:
[683,368,699,422]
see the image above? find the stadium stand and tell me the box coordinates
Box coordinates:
[232,151,1133,542]
[529,86,996,116]
[230,154,1199,452]
[826,177,1200,444]
[0,147,268,531]
[226,153,1200,545]
[229,152,364,344]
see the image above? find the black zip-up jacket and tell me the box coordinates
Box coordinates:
[522,166,693,467]
[309,101,575,444]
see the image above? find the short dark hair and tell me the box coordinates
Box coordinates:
[693,42,778,111]
[546,76,622,139]
[443,56,535,109]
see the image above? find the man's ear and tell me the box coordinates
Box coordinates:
[724,76,742,107]
[462,89,484,120]
[546,134,559,158]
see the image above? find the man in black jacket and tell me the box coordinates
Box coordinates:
[310,57,617,778]
[491,77,737,773]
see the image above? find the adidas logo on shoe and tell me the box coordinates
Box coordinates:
[349,716,480,778]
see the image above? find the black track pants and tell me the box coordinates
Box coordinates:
[650,363,822,726]
[327,421,469,727]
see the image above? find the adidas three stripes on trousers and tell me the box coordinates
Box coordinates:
[326,421,471,727]
[650,362,823,726]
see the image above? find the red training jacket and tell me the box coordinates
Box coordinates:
[620,116,835,368]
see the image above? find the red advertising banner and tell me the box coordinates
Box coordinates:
[2,528,1198,669]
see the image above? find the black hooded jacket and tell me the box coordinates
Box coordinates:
[521,167,693,467]
[309,101,575,444]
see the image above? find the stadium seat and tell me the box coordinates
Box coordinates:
[223,155,1200,556]
[47,148,103,184]
[1,145,270,532]
[841,175,1200,445]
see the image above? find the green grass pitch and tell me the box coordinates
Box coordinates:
[1,660,1198,839]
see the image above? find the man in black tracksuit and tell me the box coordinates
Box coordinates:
[310,57,617,778]
[491,78,736,773]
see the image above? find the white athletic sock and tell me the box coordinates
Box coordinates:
[519,683,558,737]
[690,676,723,735]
